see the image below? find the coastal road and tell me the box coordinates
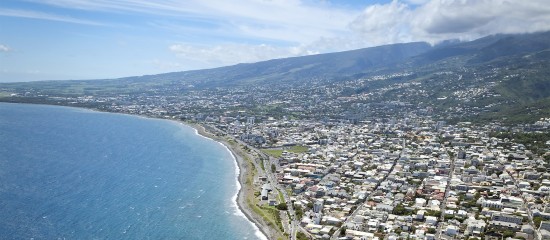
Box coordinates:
[257,150,299,240]
[205,124,299,239]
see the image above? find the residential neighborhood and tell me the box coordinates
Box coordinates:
[211,114,550,240]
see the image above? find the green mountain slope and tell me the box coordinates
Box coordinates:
[1,31,549,125]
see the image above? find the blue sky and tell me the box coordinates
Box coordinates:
[1,0,549,82]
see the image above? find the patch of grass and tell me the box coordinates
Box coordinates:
[263,149,284,158]
[263,145,309,158]
[259,159,265,171]
[277,190,285,203]
[0,92,14,97]
[289,145,309,153]
[237,140,284,238]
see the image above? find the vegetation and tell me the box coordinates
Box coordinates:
[490,131,550,156]
[276,202,288,211]
[294,205,304,220]
[392,203,413,216]
[340,227,346,236]
[277,190,285,203]
[534,216,544,227]
[263,146,309,158]
[424,210,441,217]
[231,139,285,239]
[296,231,309,240]
[502,230,515,238]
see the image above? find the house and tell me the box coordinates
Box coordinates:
[446,225,458,236]
[540,221,550,232]
[415,198,427,207]
[465,218,486,236]
[491,212,523,224]
[482,198,504,209]
[376,204,394,213]
[425,216,438,225]
[261,184,272,200]
[416,210,425,220]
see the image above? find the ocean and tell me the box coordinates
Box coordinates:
[0,103,265,239]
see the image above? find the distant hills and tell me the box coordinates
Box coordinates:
[1,31,550,124]
[117,41,432,88]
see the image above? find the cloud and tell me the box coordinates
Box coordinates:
[27,0,356,44]
[350,0,550,45]
[169,43,316,69]
[348,1,413,47]
[166,0,550,70]
[22,0,550,72]
[0,8,104,25]
[0,44,10,52]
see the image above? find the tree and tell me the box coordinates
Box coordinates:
[294,205,304,220]
[297,231,309,240]
[271,163,276,172]
[340,227,346,236]
[502,230,514,238]
[276,202,288,211]
[534,216,544,227]
[392,203,412,216]
[425,210,441,217]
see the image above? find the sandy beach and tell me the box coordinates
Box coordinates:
[187,123,282,240]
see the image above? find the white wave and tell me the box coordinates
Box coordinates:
[186,123,268,240]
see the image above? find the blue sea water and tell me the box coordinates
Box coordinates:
[0,103,265,239]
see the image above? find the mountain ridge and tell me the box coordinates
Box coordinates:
[1,31,550,124]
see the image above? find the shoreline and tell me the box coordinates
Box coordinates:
[187,123,277,240]
[0,103,278,240]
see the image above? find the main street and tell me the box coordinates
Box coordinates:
[330,140,404,239]
[437,146,456,239]
[489,148,539,240]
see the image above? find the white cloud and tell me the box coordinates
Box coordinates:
[0,8,104,25]
[0,44,10,52]
[22,0,550,72]
[27,0,356,44]
[402,0,430,5]
[348,1,413,47]
[351,0,550,45]
[169,43,316,69]
[167,0,550,70]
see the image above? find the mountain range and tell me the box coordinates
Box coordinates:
[1,31,550,124]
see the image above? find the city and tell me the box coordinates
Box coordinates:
[2,77,549,240]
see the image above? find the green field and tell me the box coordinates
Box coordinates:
[263,145,309,158]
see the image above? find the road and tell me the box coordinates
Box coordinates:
[437,146,456,239]
[205,124,299,239]
[488,147,539,240]
[330,140,404,239]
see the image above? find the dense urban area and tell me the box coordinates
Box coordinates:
[2,70,550,240]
